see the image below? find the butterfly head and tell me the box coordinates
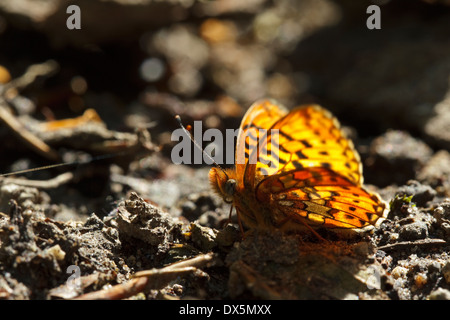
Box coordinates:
[175,115,237,204]
[209,167,236,204]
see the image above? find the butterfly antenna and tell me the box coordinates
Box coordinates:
[0,162,79,177]
[175,115,226,172]
[0,152,125,178]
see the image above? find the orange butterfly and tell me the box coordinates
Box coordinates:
[209,99,388,235]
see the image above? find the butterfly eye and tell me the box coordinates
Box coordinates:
[224,179,236,202]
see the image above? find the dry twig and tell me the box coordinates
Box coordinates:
[0,172,74,189]
[74,253,214,300]
[0,60,61,161]
[2,60,59,93]
[377,239,447,252]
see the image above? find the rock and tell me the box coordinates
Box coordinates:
[365,131,433,186]
[417,150,450,192]
[115,192,183,248]
[0,205,125,299]
[0,184,47,213]
[215,225,241,248]
[395,180,436,207]
[428,288,450,300]
[424,93,450,149]
[443,261,450,284]
[398,222,429,241]
[189,222,218,252]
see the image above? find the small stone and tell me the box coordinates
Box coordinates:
[215,225,240,247]
[389,232,399,241]
[398,221,429,241]
[428,261,442,273]
[433,206,445,218]
[366,131,433,186]
[189,222,218,251]
[45,245,66,261]
[391,266,408,279]
[396,180,436,206]
[441,223,450,236]
[414,272,427,289]
[424,95,450,150]
[442,261,450,284]
[180,200,197,218]
[417,150,450,188]
[428,288,450,300]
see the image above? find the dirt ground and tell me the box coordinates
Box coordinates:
[0,0,450,300]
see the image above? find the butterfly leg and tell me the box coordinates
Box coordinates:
[234,207,247,239]
[297,220,329,242]
[274,216,329,242]
[222,205,234,228]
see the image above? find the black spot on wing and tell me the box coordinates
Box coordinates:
[279,130,294,141]
[321,162,331,169]
[296,150,307,159]
[300,139,312,148]
[292,161,304,169]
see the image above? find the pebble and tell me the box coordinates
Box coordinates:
[414,272,427,289]
[428,288,450,300]
[391,266,408,280]
[398,221,429,241]
[44,245,66,261]
[442,261,450,284]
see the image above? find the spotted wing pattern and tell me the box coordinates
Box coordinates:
[234,100,288,181]
[255,167,386,229]
[210,99,387,231]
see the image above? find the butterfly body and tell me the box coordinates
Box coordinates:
[209,166,278,231]
[209,100,388,234]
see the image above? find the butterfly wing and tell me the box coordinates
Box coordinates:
[255,168,387,229]
[235,99,288,184]
[232,100,387,230]
[256,104,363,185]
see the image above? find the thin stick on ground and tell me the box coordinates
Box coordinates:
[74,253,214,300]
